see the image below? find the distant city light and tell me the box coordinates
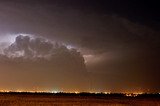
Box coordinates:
[74,91,79,94]
[125,92,144,97]
[104,92,111,94]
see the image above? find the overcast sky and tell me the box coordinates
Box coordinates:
[0,0,159,93]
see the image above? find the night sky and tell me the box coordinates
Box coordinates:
[0,0,160,93]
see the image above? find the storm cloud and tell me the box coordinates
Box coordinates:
[0,35,87,91]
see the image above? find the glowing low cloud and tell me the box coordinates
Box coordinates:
[0,34,88,92]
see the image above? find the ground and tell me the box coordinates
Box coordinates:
[0,92,159,106]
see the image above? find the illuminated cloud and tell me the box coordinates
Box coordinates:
[0,35,86,72]
[0,35,87,91]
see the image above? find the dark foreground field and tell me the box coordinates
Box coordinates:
[0,92,160,106]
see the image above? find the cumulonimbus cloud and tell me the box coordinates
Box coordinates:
[0,35,87,72]
[0,35,88,91]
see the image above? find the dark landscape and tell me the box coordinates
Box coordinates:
[0,92,159,106]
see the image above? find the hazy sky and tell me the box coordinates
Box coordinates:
[0,0,160,93]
